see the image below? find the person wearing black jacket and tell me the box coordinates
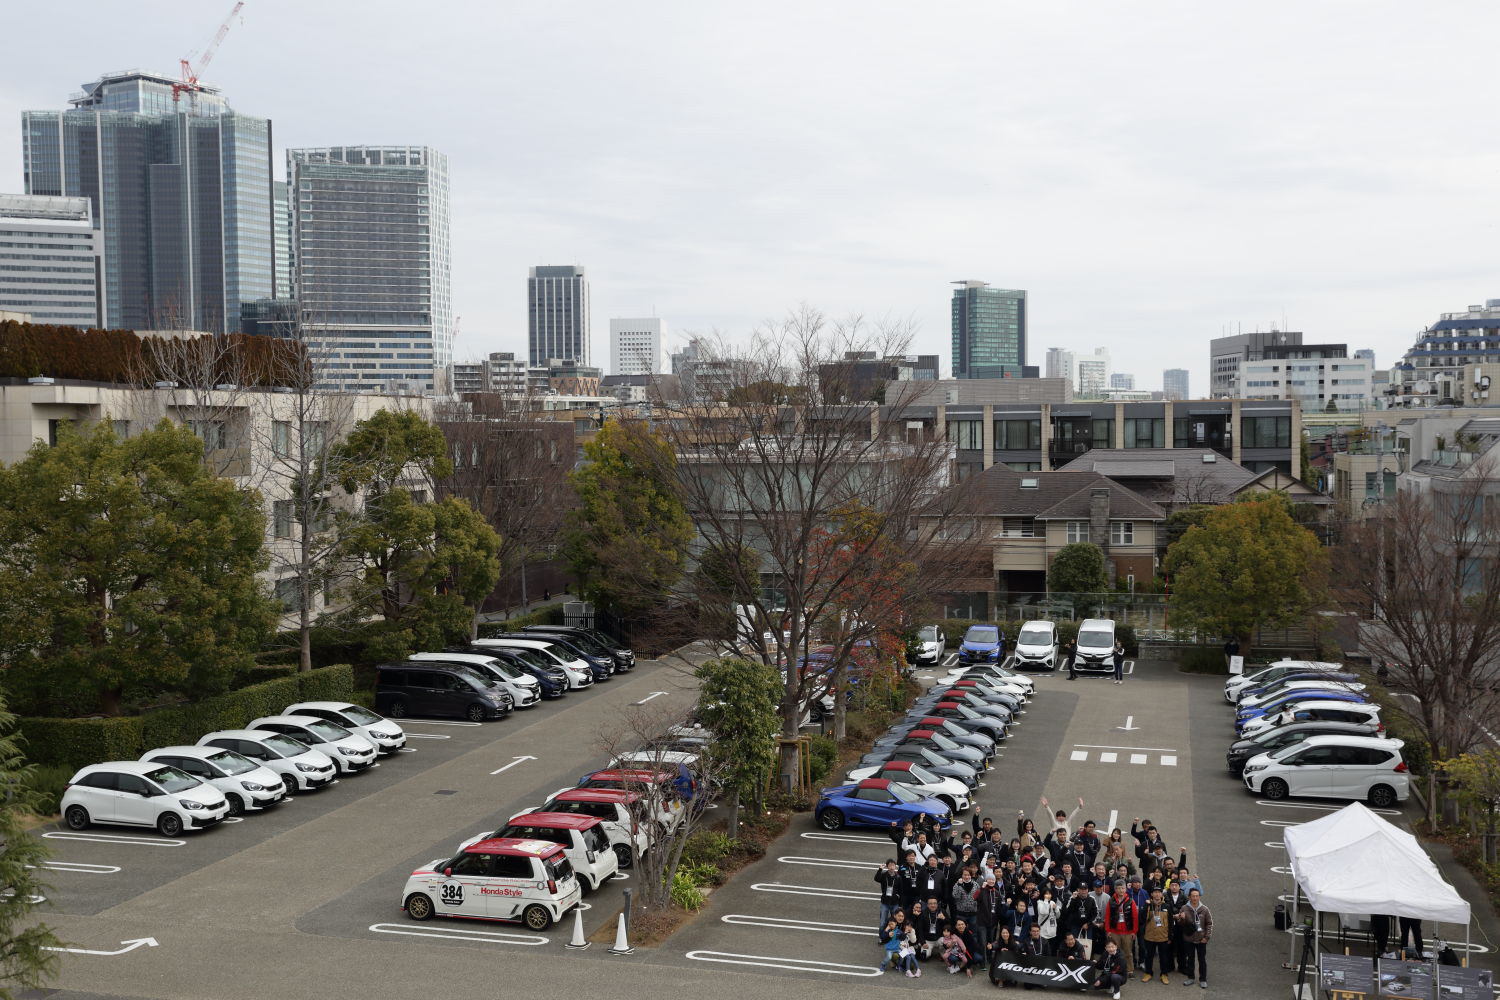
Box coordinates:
[875,859,903,934]
[915,855,945,904]
[973,875,1000,970]
[1065,639,1079,679]
[898,851,923,911]
[917,898,947,960]
[1162,881,1190,974]
[988,926,1022,986]
[1091,940,1126,997]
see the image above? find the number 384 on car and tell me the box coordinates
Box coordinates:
[402,837,582,931]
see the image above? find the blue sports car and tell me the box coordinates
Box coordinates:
[815,777,951,831]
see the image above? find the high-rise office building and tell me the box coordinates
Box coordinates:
[21,70,274,333]
[271,181,291,300]
[1109,372,1135,390]
[1163,368,1190,400]
[951,281,1026,379]
[288,146,452,393]
[1209,329,1302,397]
[1044,347,1074,381]
[609,317,664,376]
[529,266,589,367]
[0,194,99,327]
[1075,347,1111,398]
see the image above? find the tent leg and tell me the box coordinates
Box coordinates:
[1287,874,1298,969]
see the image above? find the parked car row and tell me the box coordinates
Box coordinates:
[1222,659,1408,808]
[818,660,1038,831]
[62,700,408,837]
[923,617,1118,676]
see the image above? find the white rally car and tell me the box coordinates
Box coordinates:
[402,837,582,931]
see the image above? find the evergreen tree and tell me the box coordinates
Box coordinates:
[0,692,61,997]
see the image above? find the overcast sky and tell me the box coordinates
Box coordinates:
[5,1,1499,391]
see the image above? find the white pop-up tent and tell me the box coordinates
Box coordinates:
[1282,802,1471,968]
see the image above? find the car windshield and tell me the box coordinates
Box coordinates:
[964,626,997,643]
[341,706,384,726]
[145,765,201,793]
[908,764,939,784]
[1271,742,1310,760]
[547,800,612,819]
[1078,628,1112,650]
[955,704,980,719]
[584,825,609,852]
[305,719,352,742]
[918,626,939,641]
[262,734,310,757]
[204,750,257,775]
[888,782,921,803]
[480,657,523,680]
[928,732,960,751]
[1018,626,1051,644]
[919,748,948,769]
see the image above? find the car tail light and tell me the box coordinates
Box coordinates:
[1376,722,1385,732]
[547,879,558,894]
[1394,761,1408,772]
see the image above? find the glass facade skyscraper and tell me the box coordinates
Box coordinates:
[287,146,451,393]
[20,71,273,333]
[951,281,1026,379]
[529,265,590,366]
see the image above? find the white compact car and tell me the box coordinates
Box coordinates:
[1011,620,1058,671]
[1242,735,1408,807]
[1238,701,1383,739]
[842,760,970,813]
[463,812,619,894]
[471,638,593,690]
[246,715,378,775]
[403,836,582,930]
[62,760,229,837]
[139,745,285,815]
[1238,678,1367,710]
[1225,660,1343,703]
[284,701,407,754]
[914,625,947,664]
[408,652,541,708]
[198,730,337,794]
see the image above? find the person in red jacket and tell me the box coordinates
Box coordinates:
[1103,880,1140,975]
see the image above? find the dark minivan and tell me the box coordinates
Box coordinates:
[375,664,513,722]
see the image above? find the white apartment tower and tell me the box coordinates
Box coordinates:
[609,317,665,376]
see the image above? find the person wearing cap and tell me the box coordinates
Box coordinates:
[1062,883,1097,957]
[1088,879,1111,956]
[1063,837,1092,875]
[1104,879,1141,975]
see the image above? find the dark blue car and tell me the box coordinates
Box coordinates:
[1235,691,1367,733]
[815,777,951,831]
[958,624,1004,664]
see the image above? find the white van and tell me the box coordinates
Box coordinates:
[471,638,593,690]
[1012,620,1058,671]
[1242,735,1408,807]
[1073,618,1117,673]
[408,652,541,708]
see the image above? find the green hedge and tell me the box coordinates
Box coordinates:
[477,604,566,637]
[18,664,355,773]
[935,618,1137,656]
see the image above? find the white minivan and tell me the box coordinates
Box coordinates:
[408,652,541,708]
[1073,618,1117,673]
[471,638,593,690]
[1242,734,1408,807]
[1012,620,1058,671]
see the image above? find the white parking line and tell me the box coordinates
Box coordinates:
[1075,744,1180,753]
[1161,755,1178,766]
[1265,840,1285,849]
[221,817,243,824]
[799,832,887,845]
[35,862,120,875]
[684,951,883,977]
[404,734,451,741]
[396,747,419,753]
[776,855,876,871]
[942,653,958,668]
[751,883,880,902]
[1260,820,1297,828]
[368,922,548,947]
[43,832,184,848]
[1276,925,1491,954]
[1255,800,1400,816]
[403,720,482,727]
[722,915,871,937]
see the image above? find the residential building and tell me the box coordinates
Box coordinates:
[22,70,274,333]
[528,265,589,366]
[1057,448,1330,514]
[1163,368,1190,400]
[1235,343,1374,412]
[449,352,528,396]
[533,359,601,397]
[609,317,664,376]
[1074,347,1111,398]
[819,352,940,403]
[1109,373,1135,390]
[1210,329,1302,397]
[951,281,1026,379]
[1386,298,1500,408]
[0,194,99,328]
[1045,347,1074,382]
[600,374,653,403]
[287,146,452,394]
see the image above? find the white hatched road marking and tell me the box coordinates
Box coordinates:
[1069,749,1177,766]
[368,922,548,947]
[751,882,880,902]
[722,914,871,936]
[44,832,183,848]
[1075,744,1180,753]
[35,861,120,874]
[799,832,887,845]
[684,950,883,977]
[777,855,877,870]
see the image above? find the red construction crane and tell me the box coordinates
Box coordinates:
[172,2,246,109]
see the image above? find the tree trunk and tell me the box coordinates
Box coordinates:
[299,593,313,673]
[833,657,848,742]
[727,787,741,840]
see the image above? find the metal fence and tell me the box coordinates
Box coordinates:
[946,592,1315,648]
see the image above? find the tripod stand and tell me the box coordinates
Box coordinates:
[1294,923,1318,999]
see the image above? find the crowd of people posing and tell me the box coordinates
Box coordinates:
[875,800,1213,996]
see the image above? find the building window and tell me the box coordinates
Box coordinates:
[1241,415,1291,449]
[1110,521,1134,544]
[1123,418,1164,448]
[272,420,292,458]
[273,500,293,538]
[1066,521,1090,543]
[946,419,983,451]
[999,517,1037,538]
[187,420,228,451]
[111,419,130,439]
[47,418,73,447]
[995,418,1042,450]
[305,421,328,456]
[274,577,303,612]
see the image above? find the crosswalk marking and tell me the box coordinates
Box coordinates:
[1067,750,1178,766]
[1099,752,1118,763]
[1070,750,1088,761]
[1129,753,1148,764]
[1161,755,1177,766]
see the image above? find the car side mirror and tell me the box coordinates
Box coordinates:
[888,797,900,805]
[443,867,452,877]
[141,788,158,797]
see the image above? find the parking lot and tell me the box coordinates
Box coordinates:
[27,652,1500,1000]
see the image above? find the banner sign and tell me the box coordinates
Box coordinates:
[988,952,1095,990]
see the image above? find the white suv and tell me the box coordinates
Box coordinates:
[62,761,229,837]
[1242,735,1408,807]
[408,652,541,708]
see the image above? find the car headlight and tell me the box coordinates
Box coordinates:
[338,746,362,757]
[295,762,321,773]
[179,799,208,810]
[1244,764,1268,773]
[240,781,268,792]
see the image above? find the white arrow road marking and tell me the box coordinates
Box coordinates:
[633,691,668,705]
[489,755,538,776]
[1106,810,1118,833]
[685,950,883,977]
[45,937,158,957]
[776,855,875,870]
[368,923,547,947]
[34,862,120,875]
[722,914,871,936]
[43,832,183,848]
[751,882,880,902]
[1117,716,1139,731]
